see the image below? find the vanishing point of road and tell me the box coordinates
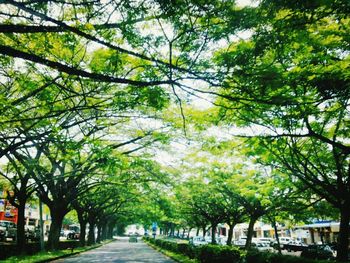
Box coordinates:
[53,237,175,263]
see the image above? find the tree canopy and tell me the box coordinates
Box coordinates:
[0,0,349,261]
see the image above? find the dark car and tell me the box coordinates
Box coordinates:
[0,220,17,241]
[67,231,80,240]
[301,244,335,260]
[25,226,40,241]
[284,240,308,252]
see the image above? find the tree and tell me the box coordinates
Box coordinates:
[178,176,226,244]
[214,1,350,260]
[213,176,246,246]
[0,152,39,252]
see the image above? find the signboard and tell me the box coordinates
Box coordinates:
[152,222,157,231]
[0,199,4,212]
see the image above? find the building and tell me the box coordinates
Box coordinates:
[293,221,340,244]
[1,190,51,234]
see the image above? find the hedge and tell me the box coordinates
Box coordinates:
[246,249,332,263]
[197,244,241,263]
[0,240,80,260]
[144,237,336,263]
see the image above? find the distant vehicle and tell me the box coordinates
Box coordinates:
[67,224,80,240]
[203,235,226,245]
[60,229,72,237]
[233,236,247,247]
[216,236,227,245]
[0,220,16,241]
[128,235,138,242]
[189,236,208,246]
[272,237,293,248]
[284,240,308,252]
[0,223,6,241]
[67,231,80,240]
[255,242,274,252]
[25,225,40,241]
[256,237,274,245]
[128,232,140,236]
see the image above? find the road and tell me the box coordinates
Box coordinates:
[53,237,175,263]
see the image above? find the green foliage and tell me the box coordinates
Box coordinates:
[196,244,241,263]
[300,247,335,261]
[246,249,333,263]
[146,238,335,263]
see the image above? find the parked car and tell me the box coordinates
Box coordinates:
[189,236,208,246]
[233,236,247,247]
[60,229,70,237]
[0,224,6,241]
[67,224,80,240]
[272,237,293,248]
[0,220,16,241]
[301,244,335,260]
[284,240,308,252]
[256,237,274,246]
[67,231,80,240]
[25,225,40,241]
[255,242,274,252]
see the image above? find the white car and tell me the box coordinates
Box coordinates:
[255,242,274,252]
[189,236,209,246]
[233,237,247,246]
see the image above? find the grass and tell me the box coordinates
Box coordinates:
[2,240,112,263]
[144,239,198,263]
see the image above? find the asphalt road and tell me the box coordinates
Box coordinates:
[53,237,175,263]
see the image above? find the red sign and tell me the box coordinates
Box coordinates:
[0,199,18,224]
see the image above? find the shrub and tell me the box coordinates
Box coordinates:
[177,243,196,258]
[246,249,334,263]
[301,247,334,260]
[196,244,241,263]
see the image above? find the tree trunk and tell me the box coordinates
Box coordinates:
[271,217,282,254]
[16,196,27,253]
[202,225,206,238]
[47,207,67,250]
[211,223,217,244]
[187,228,192,239]
[196,228,200,236]
[75,206,87,246]
[88,220,95,245]
[107,222,114,239]
[101,223,107,241]
[96,224,102,243]
[79,221,87,246]
[227,223,234,245]
[171,224,175,236]
[337,207,350,262]
[245,216,257,249]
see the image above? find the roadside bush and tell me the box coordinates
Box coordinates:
[177,243,196,258]
[246,249,334,263]
[0,241,80,260]
[162,240,178,252]
[197,244,241,263]
[301,247,334,260]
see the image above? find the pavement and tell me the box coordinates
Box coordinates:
[52,237,175,263]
